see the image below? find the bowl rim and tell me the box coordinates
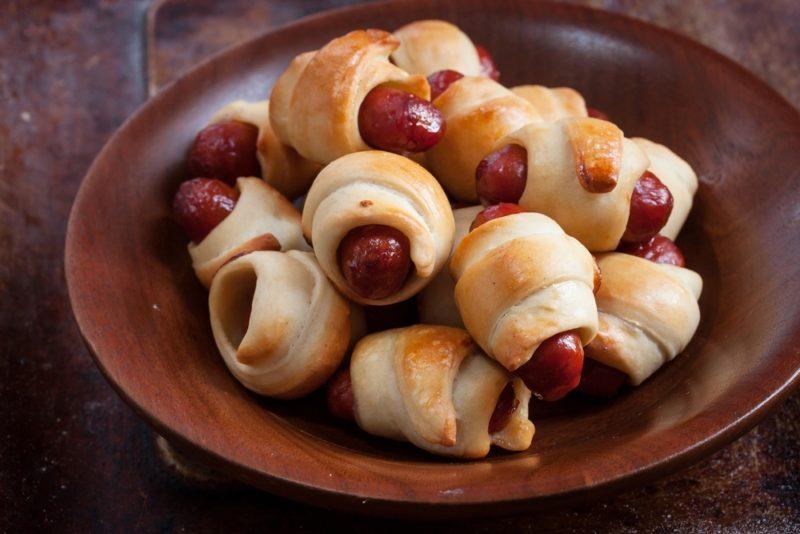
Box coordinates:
[65,0,800,516]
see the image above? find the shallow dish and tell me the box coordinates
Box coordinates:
[65,0,800,517]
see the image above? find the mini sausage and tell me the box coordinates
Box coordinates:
[427,69,464,101]
[586,107,610,121]
[475,144,528,205]
[337,224,412,300]
[475,44,500,81]
[173,178,239,243]
[326,368,355,421]
[618,234,686,267]
[576,357,628,398]
[622,171,674,244]
[358,86,446,154]
[513,331,584,401]
[470,203,523,231]
[488,382,519,433]
[187,120,261,185]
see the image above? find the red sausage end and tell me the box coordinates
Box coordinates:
[475,44,500,81]
[173,178,239,243]
[488,382,519,434]
[514,331,584,401]
[326,368,356,421]
[338,225,412,300]
[576,358,627,398]
[187,120,261,185]
[470,203,523,231]
[358,86,446,154]
[476,144,528,205]
[622,171,674,244]
[427,69,464,101]
[587,107,610,122]
[618,234,686,267]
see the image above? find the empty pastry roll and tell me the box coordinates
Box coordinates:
[450,212,598,371]
[269,29,429,165]
[209,250,352,398]
[350,325,534,458]
[390,19,482,77]
[426,76,539,201]
[632,137,698,240]
[209,100,321,199]
[189,177,310,288]
[497,118,651,251]
[418,205,483,327]
[510,85,588,122]
[301,151,454,305]
[586,253,702,385]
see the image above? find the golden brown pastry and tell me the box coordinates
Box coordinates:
[498,118,651,251]
[426,76,539,201]
[269,29,429,165]
[209,100,320,199]
[586,253,702,385]
[510,85,588,122]
[301,151,454,305]
[418,205,482,327]
[450,212,598,371]
[390,20,482,76]
[350,325,534,458]
[632,137,698,240]
[189,177,309,287]
[209,250,352,398]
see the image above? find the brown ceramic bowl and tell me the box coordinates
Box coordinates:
[65,0,800,518]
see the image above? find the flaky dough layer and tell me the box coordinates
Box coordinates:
[391,20,482,77]
[418,205,483,327]
[351,325,534,458]
[209,250,351,398]
[302,151,454,305]
[450,212,599,371]
[499,118,650,251]
[426,76,539,202]
[586,253,702,385]
[511,85,588,122]
[269,29,429,165]
[189,177,309,288]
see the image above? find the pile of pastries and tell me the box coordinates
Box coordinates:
[171,21,701,459]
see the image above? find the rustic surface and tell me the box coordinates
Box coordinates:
[2,0,800,531]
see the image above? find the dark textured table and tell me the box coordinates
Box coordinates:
[2,1,799,531]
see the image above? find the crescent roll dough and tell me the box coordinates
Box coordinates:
[498,118,651,251]
[511,85,588,122]
[586,253,702,385]
[209,100,320,199]
[269,29,430,165]
[302,151,454,305]
[390,20,482,76]
[351,325,534,458]
[189,178,310,288]
[450,212,599,371]
[209,250,351,398]
[418,205,482,327]
[632,137,698,240]
[427,76,540,201]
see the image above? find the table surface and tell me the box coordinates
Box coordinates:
[2,0,799,531]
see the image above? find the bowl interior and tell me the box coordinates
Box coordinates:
[66,0,800,516]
